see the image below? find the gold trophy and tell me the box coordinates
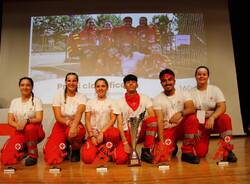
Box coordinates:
[127,111,146,166]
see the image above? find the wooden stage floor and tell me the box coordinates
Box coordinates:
[0,136,250,183]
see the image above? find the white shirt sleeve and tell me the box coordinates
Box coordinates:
[34,97,43,111]
[144,95,153,109]
[8,99,15,113]
[213,85,225,103]
[78,93,87,105]
[111,100,120,115]
[153,96,162,110]
[52,92,62,107]
[85,100,92,112]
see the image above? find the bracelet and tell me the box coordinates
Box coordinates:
[123,141,128,145]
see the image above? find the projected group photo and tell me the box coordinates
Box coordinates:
[29,13,207,103]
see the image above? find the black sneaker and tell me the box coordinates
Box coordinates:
[25,157,37,166]
[70,150,80,162]
[181,153,200,164]
[63,142,71,161]
[141,148,153,164]
[172,144,178,157]
[224,151,237,162]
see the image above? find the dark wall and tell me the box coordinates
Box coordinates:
[228,0,249,134]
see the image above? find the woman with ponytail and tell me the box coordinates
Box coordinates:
[1,77,45,166]
[44,73,87,165]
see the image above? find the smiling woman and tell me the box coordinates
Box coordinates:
[1,77,45,166]
[81,78,120,164]
[44,72,87,164]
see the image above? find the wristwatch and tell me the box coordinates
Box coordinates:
[26,118,30,124]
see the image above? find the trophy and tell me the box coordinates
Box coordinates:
[49,142,66,174]
[127,111,146,167]
[95,141,113,173]
[213,137,233,166]
[3,142,24,174]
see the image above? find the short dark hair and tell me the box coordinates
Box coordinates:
[195,66,210,76]
[159,68,175,79]
[123,74,138,84]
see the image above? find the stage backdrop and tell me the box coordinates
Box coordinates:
[0,0,244,135]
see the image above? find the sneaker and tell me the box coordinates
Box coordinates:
[172,144,178,157]
[141,148,153,164]
[25,157,37,166]
[63,142,71,161]
[224,151,237,162]
[70,150,80,162]
[181,153,200,164]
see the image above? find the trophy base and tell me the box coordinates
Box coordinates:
[128,159,141,167]
[158,163,170,170]
[217,161,229,166]
[49,166,61,174]
[96,165,108,173]
[4,167,16,174]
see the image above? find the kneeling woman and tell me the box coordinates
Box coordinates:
[44,73,86,164]
[81,78,120,164]
[1,77,45,166]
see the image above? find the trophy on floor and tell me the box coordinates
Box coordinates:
[3,143,23,174]
[49,142,66,174]
[95,141,113,173]
[127,111,146,167]
[213,138,232,166]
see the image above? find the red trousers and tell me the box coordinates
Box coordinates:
[44,121,85,165]
[162,114,199,155]
[195,114,233,157]
[115,117,157,164]
[1,124,45,165]
[81,127,120,164]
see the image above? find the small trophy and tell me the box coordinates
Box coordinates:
[95,141,113,173]
[49,143,66,174]
[127,111,146,167]
[213,139,232,167]
[3,143,23,174]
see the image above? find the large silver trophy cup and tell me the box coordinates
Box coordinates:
[128,111,146,166]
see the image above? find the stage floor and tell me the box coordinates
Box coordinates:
[0,136,249,183]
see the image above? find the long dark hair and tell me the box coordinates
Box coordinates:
[19,77,34,106]
[64,72,79,104]
[94,78,109,88]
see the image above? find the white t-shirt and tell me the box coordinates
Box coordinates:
[153,90,191,128]
[9,96,43,122]
[86,98,119,133]
[52,91,87,117]
[190,84,225,111]
[117,93,152,131]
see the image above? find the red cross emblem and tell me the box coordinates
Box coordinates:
[224,136,231,143]
[15,143,22,151]
[106,141,113,149]
[59,143,66,150]
[164,139,172,145]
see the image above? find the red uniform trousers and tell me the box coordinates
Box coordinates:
[195,114,233,158]
[44,121,85,165]
[162,114,199,156]
[114,117,157,164]
[81,127,120,164]
[1,124,45,165]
